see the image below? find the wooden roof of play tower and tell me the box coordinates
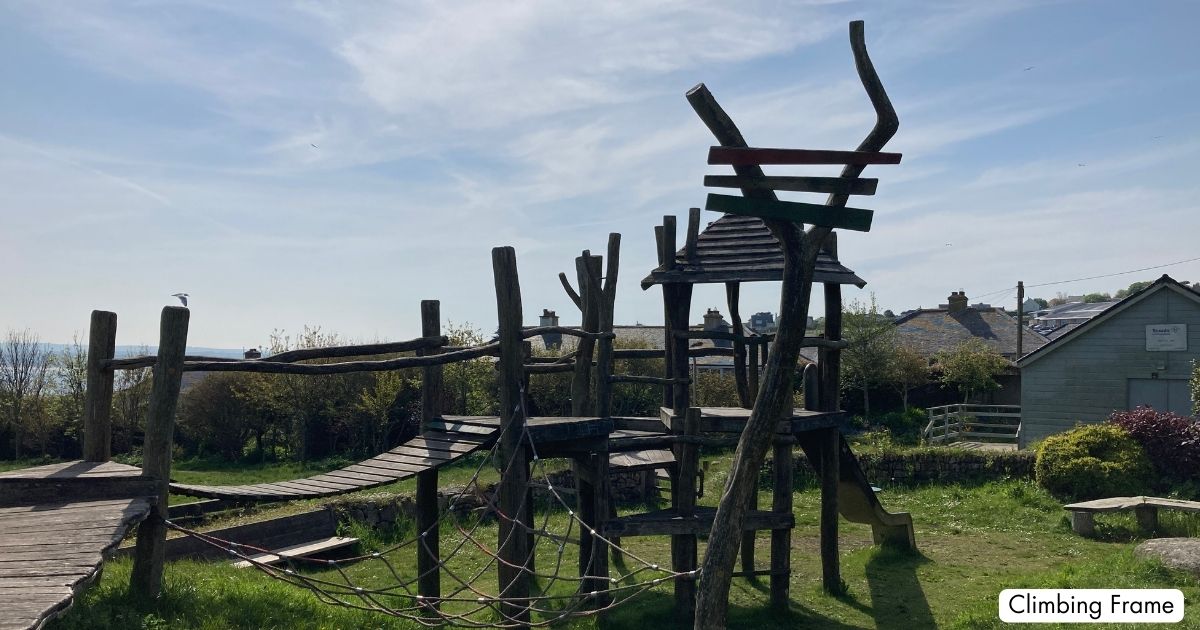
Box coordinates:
[640,213,866,289]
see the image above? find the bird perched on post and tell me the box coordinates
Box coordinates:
[171,293,189,307]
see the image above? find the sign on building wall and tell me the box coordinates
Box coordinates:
[1145,324,1187,351]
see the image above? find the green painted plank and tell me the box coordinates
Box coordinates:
[705,194,874,232]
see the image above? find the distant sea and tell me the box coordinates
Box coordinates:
[39,344,247,360]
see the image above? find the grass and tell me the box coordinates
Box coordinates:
[46,447,1200,630]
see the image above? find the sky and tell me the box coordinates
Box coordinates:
[2,0,1198,349]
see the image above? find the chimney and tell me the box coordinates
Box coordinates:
[947,291,969,313]
[539,309,562,350]
[244,348,261,360]
[703,308,733,348]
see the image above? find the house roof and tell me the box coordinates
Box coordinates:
[1036,300,1120,321]
[893,306,1049,359]
[640,214,866,289]
[1016,275,1200,367]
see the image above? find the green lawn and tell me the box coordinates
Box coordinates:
[47,450,1200,629]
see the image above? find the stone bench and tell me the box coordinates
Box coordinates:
[1063,496,1200,537]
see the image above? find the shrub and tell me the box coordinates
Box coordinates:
[1108,407,1200,481]
[1035,424,1153,500]
[873,407,927,444]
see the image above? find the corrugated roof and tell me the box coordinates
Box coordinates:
[641,214,866,288]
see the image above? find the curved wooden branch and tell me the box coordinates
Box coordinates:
[182,343,499,375]
[825,20,899,209]
[558,272,583,310]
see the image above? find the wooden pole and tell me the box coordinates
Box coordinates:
[672,407,700,618]
[130,306,189,599]
[817,269,843,593]
[417,300,442,612]
[685,208,701,261]
[770,435,794,609]
[726,282,751,408]
[492,247,531,625]
[1016,281,1025,358]
[571,253,602,417]
[83,310,117,462]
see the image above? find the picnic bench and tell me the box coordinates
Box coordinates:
[1064,496,1200,537]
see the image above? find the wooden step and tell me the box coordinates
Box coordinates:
[232,536,359,569]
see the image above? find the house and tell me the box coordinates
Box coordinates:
[894,291,1048,361]
[1016,275,1200,447]
[892,291,1049,405]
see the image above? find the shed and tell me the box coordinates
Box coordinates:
[1016,275,1200,447]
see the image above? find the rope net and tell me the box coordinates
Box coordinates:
[165,395,692,627]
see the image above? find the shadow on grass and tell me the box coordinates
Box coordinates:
[863,545,934,630]
[598,589,865,630]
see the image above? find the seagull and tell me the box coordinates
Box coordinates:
[311,143,318,148]
[1077,162,1086,167]
[171,293,189,307]
[1023,66,1034,71]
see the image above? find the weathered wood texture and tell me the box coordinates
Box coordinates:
[690,19,901,628]
[641,213,866,288]
[171,423,496,501]
[131,306,189,599]
[705,193,874,232]
[707,146,901,166]
[417,300,442,610]
[0,497,151,630]
[0,462,156,508]
[115,508,338,561]
[671,408,700,619]
[491,246,531,625]
[82,310,117,462]
[181,342,500,375]
[704,174,878,195]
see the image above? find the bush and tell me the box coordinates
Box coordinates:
[1108,407,1200,482]
[873,407,927,444]
[1035,424,1153,500]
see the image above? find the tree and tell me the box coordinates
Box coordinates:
[1032,297,1048,309]
[0,329,53,459]
[54,334,89,450]
[112,346,152,455]
[891,344,929,410]
[1115,281,1152,299]
[1082,292,1111,303]
[935,338,1009,402]
[1048,292,1070,306]
[840,294,897,419]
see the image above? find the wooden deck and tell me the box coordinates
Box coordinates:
[0,462,154,630]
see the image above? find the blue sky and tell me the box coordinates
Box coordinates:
[2,0,1198,348]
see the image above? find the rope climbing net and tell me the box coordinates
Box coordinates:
[165,395,692,628]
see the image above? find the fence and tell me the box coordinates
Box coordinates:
[923,404,1021,446]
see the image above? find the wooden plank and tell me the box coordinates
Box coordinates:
[605,507,794,537]
[408,436,480,453]
[232,536,358,569]
[706,193,874,232]
[385,445,453,460]
[440,415,501,426]
[708,146,902,166]
[353,458,428,475]
[704,175,878,195]
[423,422,495,438]
[369,452,446,468]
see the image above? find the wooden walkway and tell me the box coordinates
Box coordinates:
[0,462,154,630]
[172,415,614,502]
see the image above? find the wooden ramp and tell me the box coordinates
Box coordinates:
[171,415,612,503]
[0,462,154,630]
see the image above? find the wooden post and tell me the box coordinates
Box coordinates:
[130,306,189,599]
[685,208,701,261]
[595,234,620,419]
[589,450,612,606]
[748,341,760,403]
[571,253,602,417]
[492,247,531,625]
[83,310,117,462]
[771,435,794,609]
[416,300,442,612]
[818,426,840,593]
[672,407,700,619]
[726,282,751,408]
[1016,281,1025,358]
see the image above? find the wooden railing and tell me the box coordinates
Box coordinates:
[923,404,1021,446]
